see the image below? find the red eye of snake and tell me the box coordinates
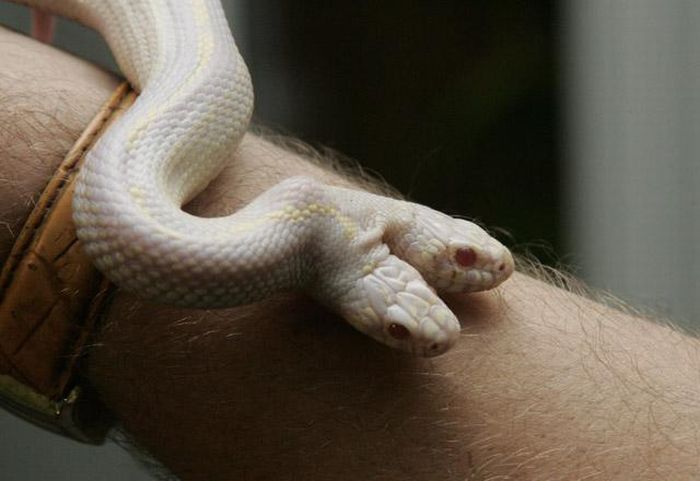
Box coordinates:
[388,323,410,340]
[455,247,477,267]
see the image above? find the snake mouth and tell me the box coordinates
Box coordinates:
[492,248,515,281]
[449,243,514,291]
[383,322,456,357]
[422,340,451,357]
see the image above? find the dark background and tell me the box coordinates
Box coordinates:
[244,0,560,262]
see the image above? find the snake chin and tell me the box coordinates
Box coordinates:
[381,321,459,357]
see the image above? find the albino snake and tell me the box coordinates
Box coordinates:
[9,0,514,357]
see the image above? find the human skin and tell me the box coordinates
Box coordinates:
[1,27,699,481]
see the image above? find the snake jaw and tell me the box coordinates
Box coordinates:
[383,303,460,357]
[449,241,514,293]
[379,315,459,357]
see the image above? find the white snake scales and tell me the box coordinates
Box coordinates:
[9,0,514,357]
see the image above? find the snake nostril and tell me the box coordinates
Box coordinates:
[498,263,506,272]
[388,323,411,340]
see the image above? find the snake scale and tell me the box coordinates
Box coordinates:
[9,0,514,356]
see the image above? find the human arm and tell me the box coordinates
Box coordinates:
[1,27,699,481]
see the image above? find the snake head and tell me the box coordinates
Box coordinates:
[340,256,462,357]
[397,213,514,294]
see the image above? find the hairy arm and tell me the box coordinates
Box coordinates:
[1,27,698,481]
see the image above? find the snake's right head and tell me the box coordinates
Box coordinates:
[402,211,514,294]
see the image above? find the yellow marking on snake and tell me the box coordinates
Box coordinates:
[222,203,359,239]
[130,186,145,200]
[362,260,378,275]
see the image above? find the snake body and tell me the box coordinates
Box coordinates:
[9,0,514,356]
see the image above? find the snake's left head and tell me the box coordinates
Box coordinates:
[340,255,463,357]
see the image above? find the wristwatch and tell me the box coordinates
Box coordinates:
[0,83,135,444]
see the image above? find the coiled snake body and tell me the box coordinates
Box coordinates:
[10,0,513,356]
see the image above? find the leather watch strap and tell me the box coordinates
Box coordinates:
[0,82,135,444]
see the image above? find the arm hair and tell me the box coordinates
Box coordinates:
[1,26,699,481]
